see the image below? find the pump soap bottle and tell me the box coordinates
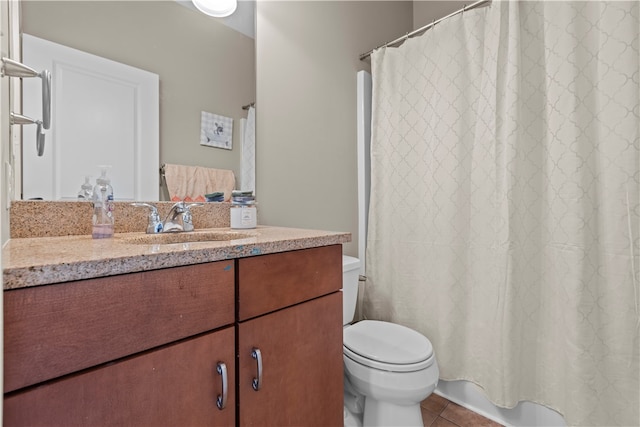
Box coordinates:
[92,166,114,239]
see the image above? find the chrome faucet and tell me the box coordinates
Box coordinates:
[163,201,202,233]
[132,201,203,234]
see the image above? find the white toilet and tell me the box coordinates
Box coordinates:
[342,256,439,427]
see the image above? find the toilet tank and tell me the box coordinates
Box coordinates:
[342,256,361,325]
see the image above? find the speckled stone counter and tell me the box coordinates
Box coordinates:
[3,226,351,290]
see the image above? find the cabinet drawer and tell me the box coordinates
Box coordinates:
[237,245,342,321]
[5,328,236,427]
[4,261,235,392]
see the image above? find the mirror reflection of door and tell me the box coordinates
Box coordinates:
[22,34,159,201]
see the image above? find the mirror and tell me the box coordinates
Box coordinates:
[18,0,256,200]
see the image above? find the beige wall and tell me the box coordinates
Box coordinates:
[255,1,413,257]
[22,1,255,200]
[413,1,468,30]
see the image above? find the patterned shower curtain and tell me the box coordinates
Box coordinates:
[365,2,639,426]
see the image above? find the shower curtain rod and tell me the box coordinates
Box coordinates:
[359,0,491,60]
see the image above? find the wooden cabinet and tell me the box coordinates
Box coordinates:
[4,328,236,427]
[4,244,343,426]
[4,261,236,426]
[237,245,343,426]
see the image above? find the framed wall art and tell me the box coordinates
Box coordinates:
[200,111,233,150]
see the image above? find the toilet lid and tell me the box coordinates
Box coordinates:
[343,320,433,365]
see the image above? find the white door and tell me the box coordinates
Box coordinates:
[22,34,159,201]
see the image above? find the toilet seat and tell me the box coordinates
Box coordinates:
[343,320,435,372]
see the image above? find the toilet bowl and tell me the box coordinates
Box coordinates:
[342,256,439,427]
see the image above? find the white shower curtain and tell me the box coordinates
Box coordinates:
[365,2,639,426]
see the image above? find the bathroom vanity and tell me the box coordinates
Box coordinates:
[2,222,349,426]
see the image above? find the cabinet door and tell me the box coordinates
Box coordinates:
[4,328,235,427]
[238,292,343,426]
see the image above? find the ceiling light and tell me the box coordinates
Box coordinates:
[192,0,237,18]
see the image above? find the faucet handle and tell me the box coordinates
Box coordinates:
[181,202,203,232]
[131,202,163,234]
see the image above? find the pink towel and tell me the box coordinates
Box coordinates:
[164,164,235,202]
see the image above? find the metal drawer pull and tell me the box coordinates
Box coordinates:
[251,348,262,391]
[216,362,228,410]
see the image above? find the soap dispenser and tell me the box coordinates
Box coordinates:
[92,166,114,239]
[77,176,93,201]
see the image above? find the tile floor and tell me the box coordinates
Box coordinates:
[420,393,503,427]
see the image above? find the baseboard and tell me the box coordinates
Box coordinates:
[435,380,566,427]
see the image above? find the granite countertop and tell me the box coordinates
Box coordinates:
[3,226,351,290]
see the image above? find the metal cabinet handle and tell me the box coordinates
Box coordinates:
[251,348,262,391]
[216,362,228,410]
